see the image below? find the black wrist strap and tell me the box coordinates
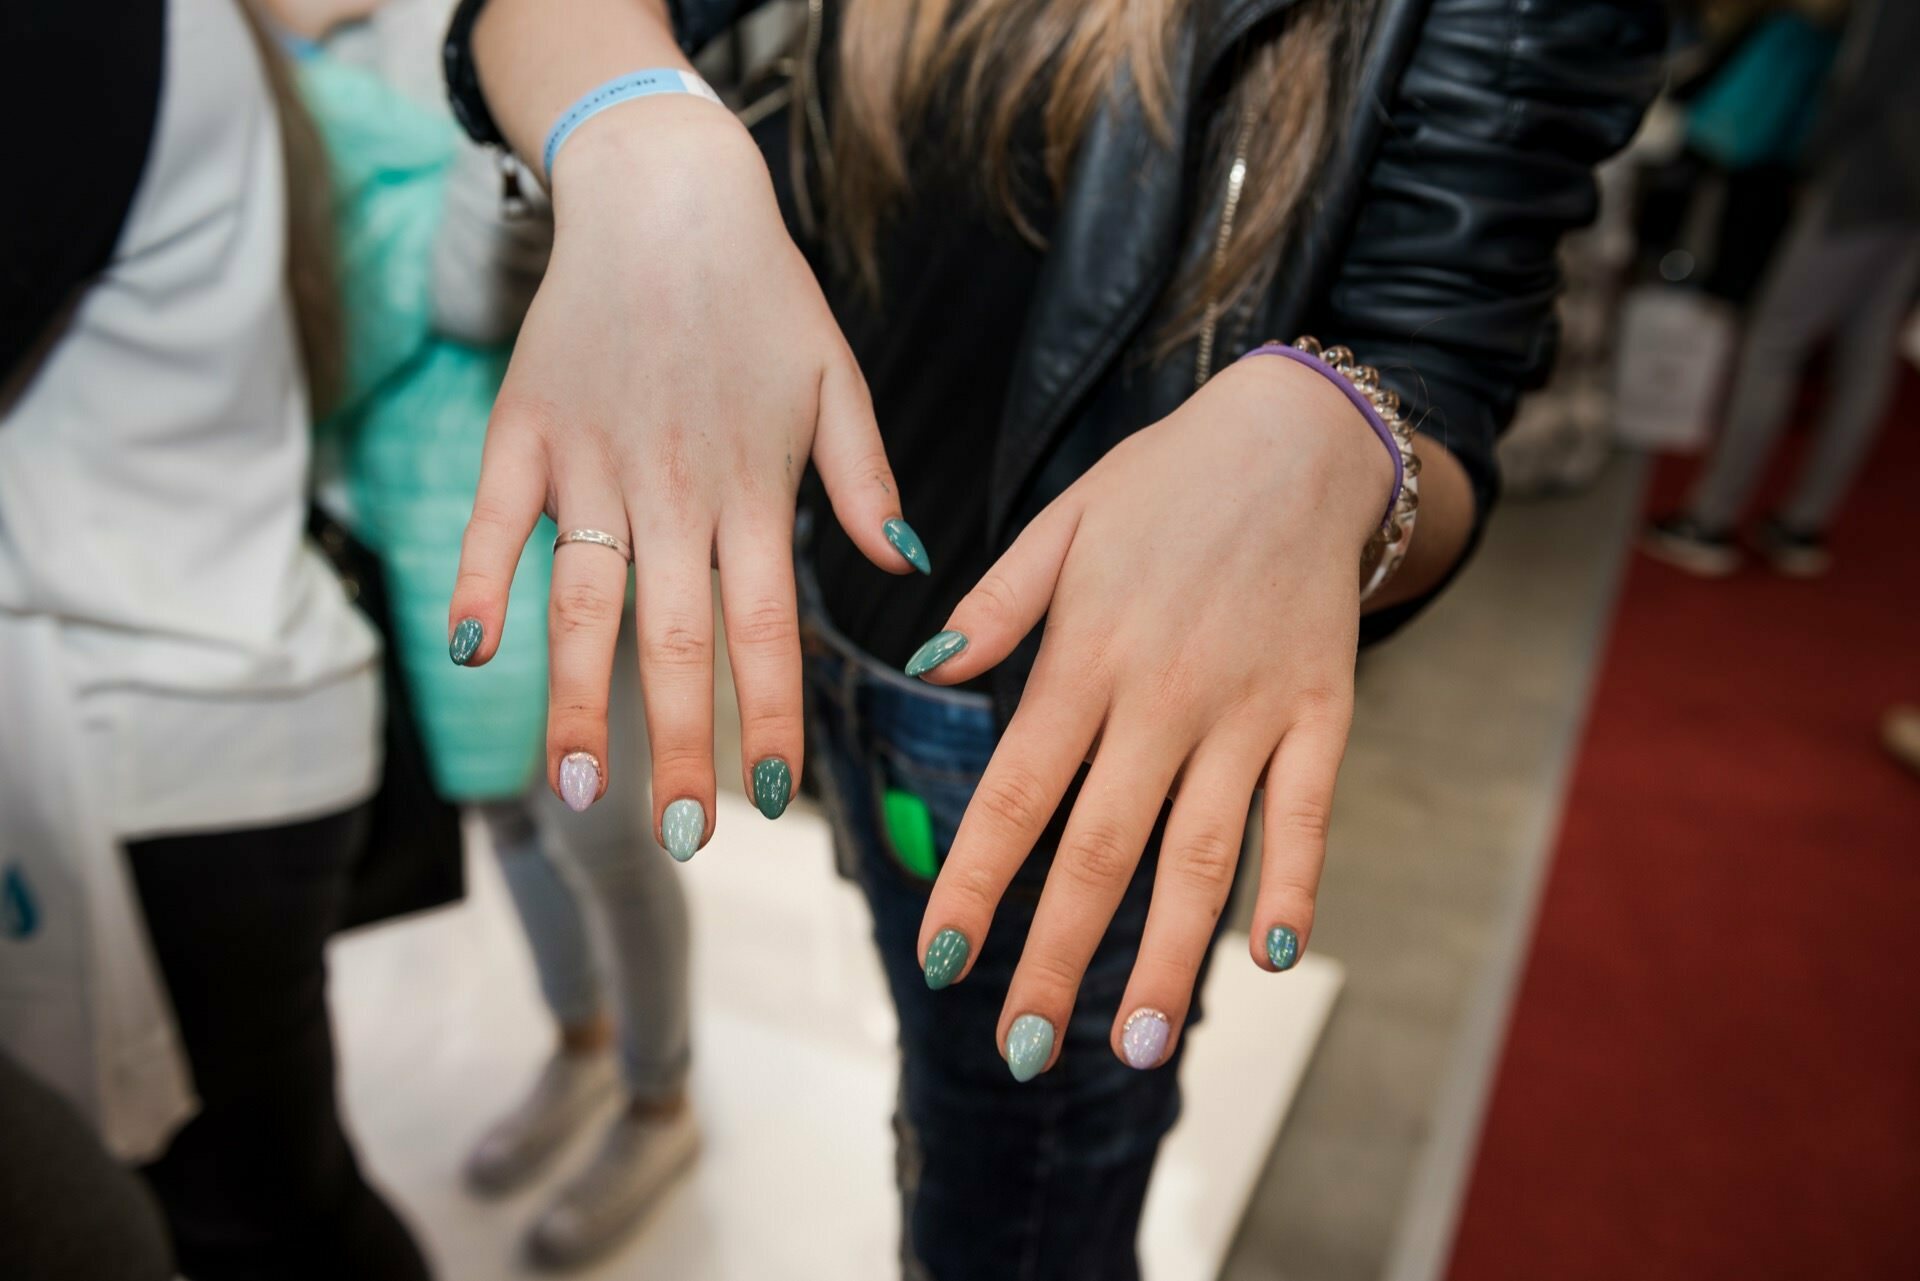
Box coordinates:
[443,0,506,148]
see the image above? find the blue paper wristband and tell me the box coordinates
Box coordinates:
[541,68,724,179]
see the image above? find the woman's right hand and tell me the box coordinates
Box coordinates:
[448,97,918,853]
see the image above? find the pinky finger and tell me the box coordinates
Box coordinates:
[1250,700,1352,973]
[449,423,547,668]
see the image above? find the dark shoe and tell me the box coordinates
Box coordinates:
[1640,515,1741,577]
[1756,516,1832,578]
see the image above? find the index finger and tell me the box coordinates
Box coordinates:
[917,652,1103,991]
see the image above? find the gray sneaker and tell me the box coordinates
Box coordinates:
[463,1051,618,1196]
[526,1104,701,1270]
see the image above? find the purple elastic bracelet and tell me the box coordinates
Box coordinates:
[1239,342,1402,529]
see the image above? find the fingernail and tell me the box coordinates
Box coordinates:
[449,617,483,666]
[752,758,792,820]
[922,927,969,990]
[1121,1008,1170,1070]
[1266,925,1301,972]
[905,630,967,678]
[1005,1014,1055,1083]
[559,752,600,812]
[662,798,706,862]
[883,518,932,575]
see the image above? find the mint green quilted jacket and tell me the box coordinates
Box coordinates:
[303,53,551,801]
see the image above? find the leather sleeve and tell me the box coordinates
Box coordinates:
[1322,0,1666,640]
[667,0,783,52]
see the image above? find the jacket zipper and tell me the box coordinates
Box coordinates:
[1194,98,1258,388]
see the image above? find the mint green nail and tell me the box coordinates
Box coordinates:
[922,928,969,990]
[1006,1014,1055,1083]
[905,630,967,678]
[1266,925,1301,972]
[662,799,706,862]
[883,518,931,575]
[449,617,483,666]
[752,758,792,820]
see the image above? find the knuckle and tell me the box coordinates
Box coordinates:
[938,861,1001,919]
[453,565,504,598]
[1019,948,1086,998]
[1135,946,1203,994]
[651,741,711,777]
[1276,798,1333,847]
[641,616,709,671]
[1059,818,1136,891]
[466,491,522,535]
[728,599,799,651]
[1173,826,1242,892]
[968,571,1023,627]
[1262,866,1320,915]
[974,766,1054,836]
[553,582,616,637]
[739,702,802,745]
[1291,683,1352,731]
[551,695,606,721]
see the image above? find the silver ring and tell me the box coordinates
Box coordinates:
[552,528,633,562]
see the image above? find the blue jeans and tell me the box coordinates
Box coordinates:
[801,575,1211,1280]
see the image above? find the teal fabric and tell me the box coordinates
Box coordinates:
[301,55,551,802]
[1687,14,1840,171]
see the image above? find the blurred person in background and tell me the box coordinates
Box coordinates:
[263,0,703,1265]
[1645,0,1920,577]
[0,0,427,1275]
[444,0,1664,1276]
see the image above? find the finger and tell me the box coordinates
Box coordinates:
[999,725,1184,1081]
[917,641,1105,993]
[810,350,921,576]
[716,506,803,821]
[1250,692,1354,973]
[448,418,547,668]
[545,482,632,815]
[905,498,1081,686]
[1111,730,1269,1070]
[635,528,718,861]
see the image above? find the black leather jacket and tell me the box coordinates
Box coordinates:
[670,0,1667,644]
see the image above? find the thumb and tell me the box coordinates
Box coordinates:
[906,497,1081,685]
[812,350,924,576]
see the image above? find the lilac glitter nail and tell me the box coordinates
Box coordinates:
[559,752,600,813]
[1121,1008,1170,1070]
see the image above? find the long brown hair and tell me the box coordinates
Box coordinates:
[824,0,1374,354]
[240,5,344,419]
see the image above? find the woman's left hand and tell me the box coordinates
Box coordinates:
[912,353,1396,1075]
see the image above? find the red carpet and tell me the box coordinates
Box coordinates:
[1446,379,1920,1281]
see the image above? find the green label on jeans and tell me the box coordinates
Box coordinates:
[882,787,940,880]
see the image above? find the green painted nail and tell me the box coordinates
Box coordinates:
[922,928,969,990]
[905,630,967,678]
[1006,1014,1055,1083]
[449,617,483,666]
[752,758,792,820]
[662,799,706,862]
[883,518,932,575]
[1266,925,1301,972]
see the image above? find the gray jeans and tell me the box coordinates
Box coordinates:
[478,621,691,1102]
[1690,195,1920,531]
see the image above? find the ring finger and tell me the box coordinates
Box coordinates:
[998,721,1184,1081]
[1110,727,1271,1070]
[545,479,634,814]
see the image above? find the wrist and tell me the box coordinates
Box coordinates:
[549,98,760,221]
[1205,355,1397,547]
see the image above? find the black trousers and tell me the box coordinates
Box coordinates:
[128,805,429,1281]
